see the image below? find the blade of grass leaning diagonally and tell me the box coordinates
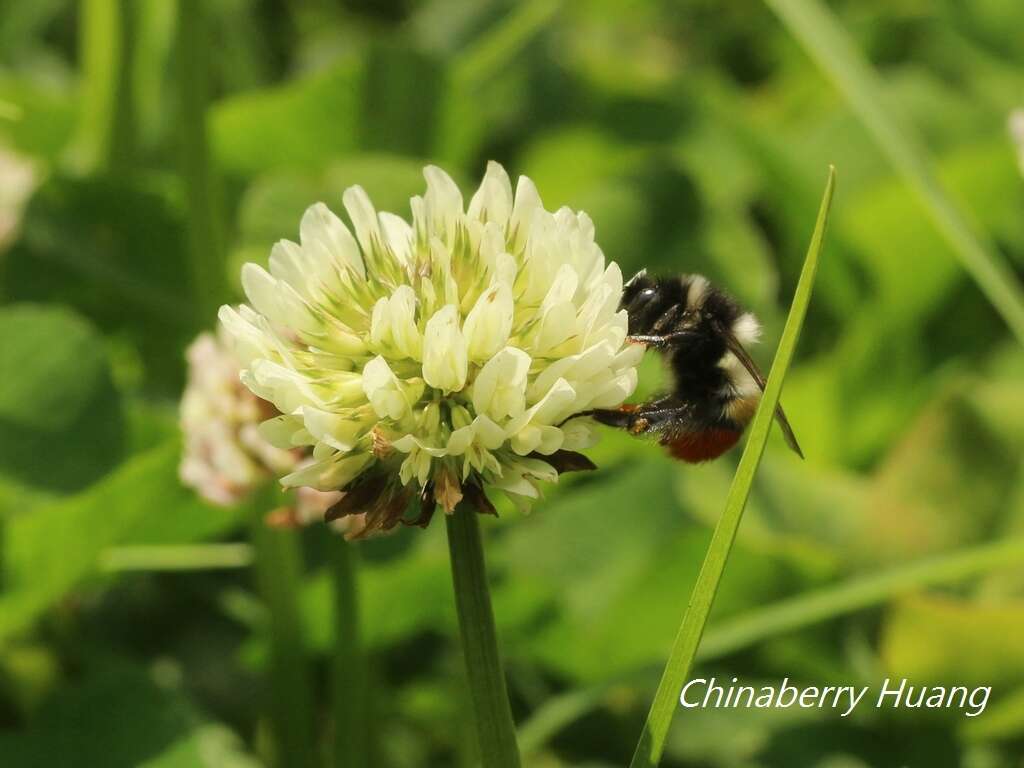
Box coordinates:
[100,543,254,571]
[697,535,1024,660]
[629,167,835,768]
[764,0,1024,345]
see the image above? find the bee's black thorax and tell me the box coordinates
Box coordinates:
[665,331,729,417]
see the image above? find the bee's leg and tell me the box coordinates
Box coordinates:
[618,405,692,436]
[588,398,691,436]
[651,303,683,332]
[584,408,634,430]
[627,331,691,348]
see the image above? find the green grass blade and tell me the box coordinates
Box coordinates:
[449,0,561,89]
[519,680,619,757]
[764,0,1024,345]
[699,536,1024,660]
[100,543,253,571]
[629,167,835,768]
[436,0,561,166]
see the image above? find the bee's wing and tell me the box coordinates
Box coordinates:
[720,329,805,459]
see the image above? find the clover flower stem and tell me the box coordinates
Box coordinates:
[446,505,521,767]
[328,533,371,767]
[250,492,317,768]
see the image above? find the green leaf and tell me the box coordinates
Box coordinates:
[963,686,1024,743]
[0,304,124,492]
[839,138,1024,328]
[518,537,1024,755]
[763,0,1024,344]
[0,441,222,644]
[210,62,361,176]
[0,74,76,159]
[629,167,834,768]
[235,154,431,255]
[359,40,444,155]
[0,174,195,395]
[882,594,1024,689]
[0,661,258,768]
[0,0,66,63]
[858,381,1020,562]
[499,461,813,683]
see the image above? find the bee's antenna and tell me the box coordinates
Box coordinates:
[624,269,647,288]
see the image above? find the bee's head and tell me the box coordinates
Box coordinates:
[621,270,672,335]
[621,271,761,348]
[621,269,655,312]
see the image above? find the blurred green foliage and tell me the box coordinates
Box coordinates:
[0,1,1022,766]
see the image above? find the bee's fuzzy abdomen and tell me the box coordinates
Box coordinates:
[661,428,742,463]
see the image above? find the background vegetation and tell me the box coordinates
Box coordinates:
[1,1,1023,766]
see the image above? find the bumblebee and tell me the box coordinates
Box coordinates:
[583,270,803,463]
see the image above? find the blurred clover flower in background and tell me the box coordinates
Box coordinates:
[180,331,297,506]
[0,147,37,249]
[180,331,348,528]
[217,162,642,536]
[1011,109,1024,175]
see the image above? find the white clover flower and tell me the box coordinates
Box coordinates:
[219,162,643,535]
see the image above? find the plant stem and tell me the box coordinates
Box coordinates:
[78,0,136,172]
[175,0,226,325]
[329,533,370,768]
[250,498,317,768]
[629,168,835,768]
[445,505,521,768]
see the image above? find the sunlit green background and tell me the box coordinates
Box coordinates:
[1,1,1023,766]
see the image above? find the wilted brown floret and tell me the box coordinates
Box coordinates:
[463,482,497,516]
